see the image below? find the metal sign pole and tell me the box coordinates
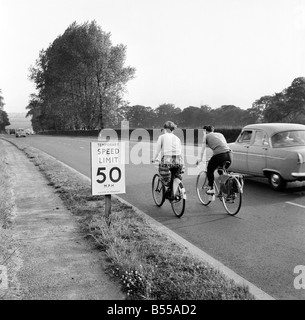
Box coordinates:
[105,194,111,223]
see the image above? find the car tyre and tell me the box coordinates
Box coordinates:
[268,172,287,191]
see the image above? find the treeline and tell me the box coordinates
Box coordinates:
[28,75,305,131]
[117,77,305,129]
[0,89,10,132]
[26,20,305,131]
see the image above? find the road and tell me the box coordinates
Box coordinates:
[14,134,305,300]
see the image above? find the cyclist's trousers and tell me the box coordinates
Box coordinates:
[207,151,232,188]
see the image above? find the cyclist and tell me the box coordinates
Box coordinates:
[152,121,184,188]
[196,125,232,195]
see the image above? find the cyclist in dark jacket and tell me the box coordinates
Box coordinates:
[197,125,232,194]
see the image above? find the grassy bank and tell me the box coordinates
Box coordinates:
[0,140,19,299]
[0,136,255,300]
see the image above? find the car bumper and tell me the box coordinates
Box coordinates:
[291,173,305,181]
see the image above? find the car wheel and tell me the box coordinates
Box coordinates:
[268,173,287,191]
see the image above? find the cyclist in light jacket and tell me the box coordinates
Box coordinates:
[152,120,184,180]
[197,125,232,194]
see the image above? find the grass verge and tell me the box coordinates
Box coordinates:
[0,140,21,299]
[0,136,255,300]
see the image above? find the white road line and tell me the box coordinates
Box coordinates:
[286,201,305,209]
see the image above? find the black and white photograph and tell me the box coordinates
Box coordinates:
[1,0,305,306]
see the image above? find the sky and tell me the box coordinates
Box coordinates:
[0,0,305,113]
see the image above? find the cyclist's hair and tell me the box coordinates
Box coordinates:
[164,121,177,131]
[203,125,214,132]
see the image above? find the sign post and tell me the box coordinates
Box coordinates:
[91,141,125,221]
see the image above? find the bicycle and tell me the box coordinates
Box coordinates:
[196,160,244,216]
[152,160,186,218]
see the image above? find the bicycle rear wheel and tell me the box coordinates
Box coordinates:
[220,176,242,215]
[152,174,165,207]
[171,180,185,218]
[196,171,211,206]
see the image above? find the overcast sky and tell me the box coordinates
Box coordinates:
[1,0,304,113]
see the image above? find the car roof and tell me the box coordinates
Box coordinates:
[242,123,305,136]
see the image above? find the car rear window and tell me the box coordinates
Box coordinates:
[271,130,305,147]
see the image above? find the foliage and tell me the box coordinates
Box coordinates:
[0,111,10,131]
[0,89,10,131]
[250,77,305,123]
[0,89,4,110]
[26,31,305,134]
[27,21,136,131]
[117,77,305,129]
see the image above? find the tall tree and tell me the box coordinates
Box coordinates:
[28,21,135,130]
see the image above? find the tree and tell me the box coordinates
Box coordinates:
[262,91,288,122]
[0,89,4,111]
[284,77,305,122]
[0,90,10,131]
[26,94,45,132]
[178,106,203,128]
[212,105,248,127]
[28,21,136,130]
[154,103,181,127]
[0,110,10,131]
[252,77,305,123]
[120,105,153,128]
[249,95,274,123]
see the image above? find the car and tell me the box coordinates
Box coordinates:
[228,123,305,190]
[25,128,34,135]
[15,128,27,138]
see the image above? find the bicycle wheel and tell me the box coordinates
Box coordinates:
[171,180,185,218]
[152,174,165,207]
[220,176,242,216]
[196,171,211,206]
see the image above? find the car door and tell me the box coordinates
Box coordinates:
[231,130,253,172]
[247,130,269,175]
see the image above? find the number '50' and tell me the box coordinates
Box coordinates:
[97,167,121,184]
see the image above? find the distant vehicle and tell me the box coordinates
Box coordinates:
[15,128,27,138]
[229,123,305,190]
[25,128,34,135]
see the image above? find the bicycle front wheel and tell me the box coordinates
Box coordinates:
[196,171,211,206]
[220,176,242,216]
[171,180,186,218]
[152,174,165,207]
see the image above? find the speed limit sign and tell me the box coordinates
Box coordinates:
[91,141,126,195]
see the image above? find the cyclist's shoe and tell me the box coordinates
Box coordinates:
[206,188,215,195]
